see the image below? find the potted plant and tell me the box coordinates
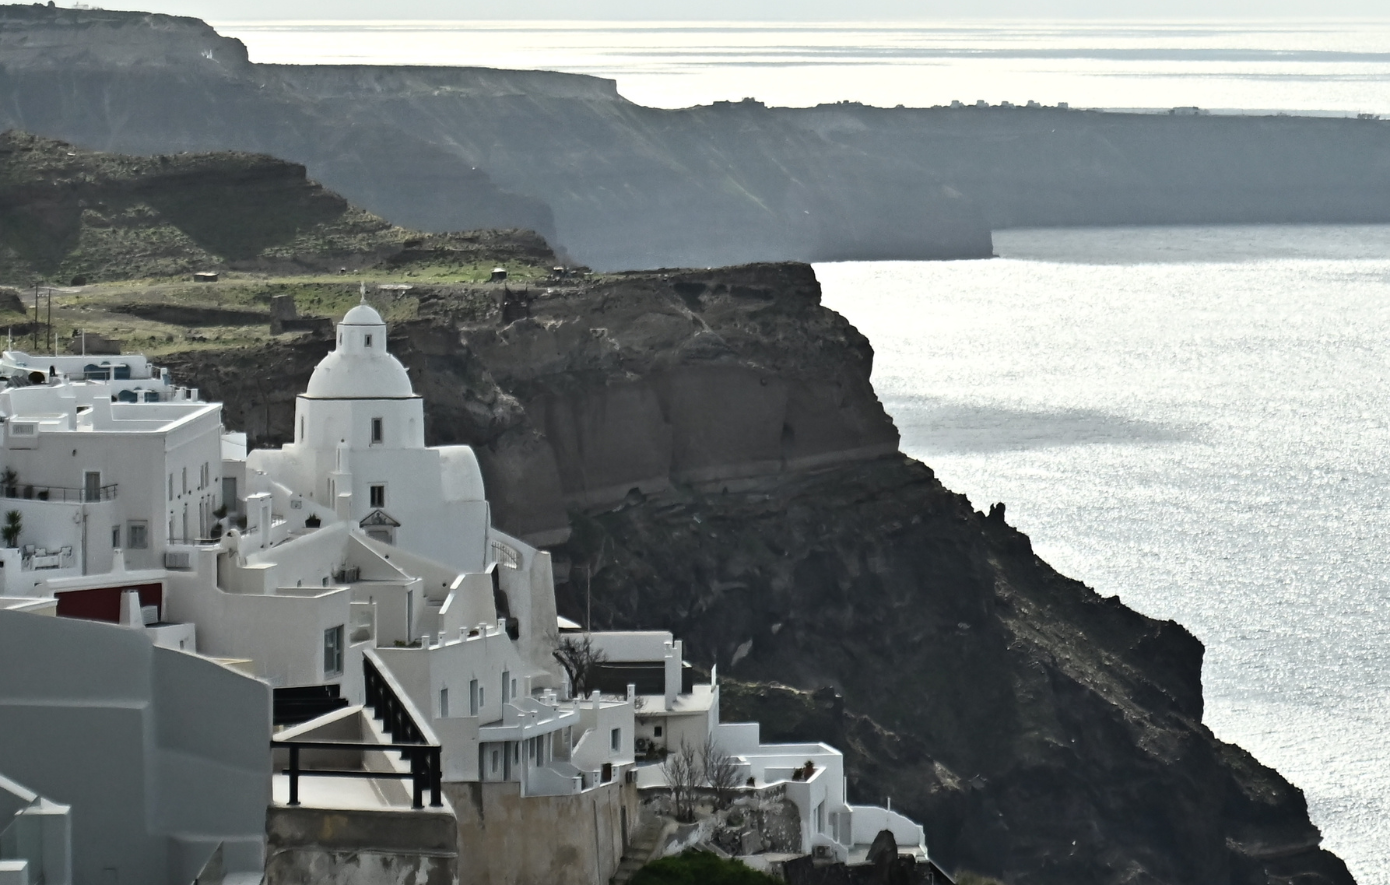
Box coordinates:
[1,468,17,498]
[3,510,21,548]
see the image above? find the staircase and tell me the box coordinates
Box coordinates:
[612,816,671,885]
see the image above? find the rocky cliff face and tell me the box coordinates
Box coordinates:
[157,259,1354,885]
[0,5,991,269]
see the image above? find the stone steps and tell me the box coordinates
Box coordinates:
[611,817,671,885]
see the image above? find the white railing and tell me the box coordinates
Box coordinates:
[527,762,583,796]
[843,804,926,849]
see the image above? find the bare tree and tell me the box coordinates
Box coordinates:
[551,632,607,700]
[701,733,741,809]
[662,738,700,822]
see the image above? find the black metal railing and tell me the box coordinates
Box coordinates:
[275,739,442,810]
[1,482,117,503]
[272,654,442,809]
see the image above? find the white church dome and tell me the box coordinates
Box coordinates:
[341,303,387,326]
[303,302,417,399]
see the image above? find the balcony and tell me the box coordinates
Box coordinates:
[1,483,117,503]
[21,545,74,571]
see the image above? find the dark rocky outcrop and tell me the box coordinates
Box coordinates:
[0,131,557,283]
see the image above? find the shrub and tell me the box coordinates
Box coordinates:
[629,851,778,885]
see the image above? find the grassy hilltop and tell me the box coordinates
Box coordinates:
[0,130,557,355]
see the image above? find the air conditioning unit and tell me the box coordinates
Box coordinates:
[164,551,191,570]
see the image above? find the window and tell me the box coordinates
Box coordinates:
[168,474,173,501]
[111,525,121,548]
[181,466,187,495]
[370,417,383,445]
[127,521,148,549]
[323,625,344,677]
[470,679,479,716]
[491,749,499,773]
[654,726,663,738]
[370,485,385,508]
[364,333,373,348]
[300,417,305,441]
[502,670,510,704]
[479,686,485,709]
[611,727,621,752]
[511,678,517,700]
[440,688,449,718]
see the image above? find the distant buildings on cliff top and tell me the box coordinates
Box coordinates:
[0,299,934,885]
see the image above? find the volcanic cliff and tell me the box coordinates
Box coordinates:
[163,265,1354,885]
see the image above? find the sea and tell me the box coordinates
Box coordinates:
[219,20,1390,882]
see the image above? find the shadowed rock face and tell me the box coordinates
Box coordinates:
[161,258,1353,885]
[567,459,1352,885]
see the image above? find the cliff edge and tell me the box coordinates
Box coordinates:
[162,262,1354,885]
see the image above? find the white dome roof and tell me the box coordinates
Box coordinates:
[303,303,416,399]
[341,303,386,326]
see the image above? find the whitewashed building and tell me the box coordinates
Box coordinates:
[0,301,934,883]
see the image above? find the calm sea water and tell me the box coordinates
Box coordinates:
[219,19,1390,113]
[218,19,1390,880]
[818,226,1390,885]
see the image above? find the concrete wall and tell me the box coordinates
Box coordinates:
[0,610,270,885]
[445,779,639,885]
[265,806,457,885]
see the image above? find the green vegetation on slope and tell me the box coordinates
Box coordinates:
[629,852,778,885]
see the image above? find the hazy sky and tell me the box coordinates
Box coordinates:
[90,0,1390,21]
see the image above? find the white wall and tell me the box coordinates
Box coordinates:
[0,610,270,885]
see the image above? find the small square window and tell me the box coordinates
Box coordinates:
[654,725,663,738]
[364,334,373,348]
[370,417,383,445]
[127,521,148,550]
[440,687,449,718]
[370,485,385,508]
[111,525,121,548]
[610,727,621,751]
